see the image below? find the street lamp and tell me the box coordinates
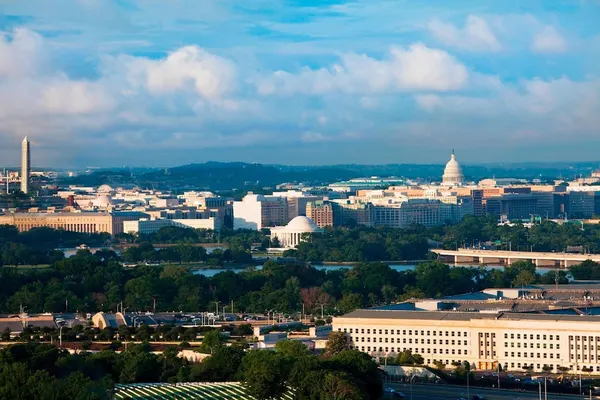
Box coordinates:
[466,367,470,399]
[409,374,417,400]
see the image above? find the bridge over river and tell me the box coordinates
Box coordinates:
[431,248,600,268]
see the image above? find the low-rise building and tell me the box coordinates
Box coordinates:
[123,217,219,235]
[333,309,600,373]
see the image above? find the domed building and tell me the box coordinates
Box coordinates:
[270,216,323,248]
[442,150,464,185]
[92,195,114,208]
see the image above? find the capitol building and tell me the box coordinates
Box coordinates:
[442,150,464,185]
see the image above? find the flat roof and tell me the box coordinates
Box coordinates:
[337,309,600,323]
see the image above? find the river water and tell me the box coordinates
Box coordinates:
[192,263,561,278]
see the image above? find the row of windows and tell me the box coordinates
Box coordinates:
[504,342,559,349]
[504,333,560,340]
[352,337,467,345]
[354,346,468,356]
[504,362,600,371]
[343,328,467,337]
[505,352,561,359]
[569,336,600,341]
[570,354,598,361]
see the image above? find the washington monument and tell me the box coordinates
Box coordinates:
[21,137,30,194]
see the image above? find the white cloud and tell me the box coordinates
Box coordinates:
[531,26,567,53]
[415,94,442,111]
[0,28,114,118]
[258,43,468,95]
[41,77,114,115]
[0,28,46,77]
[121,46,236,98]
[301,131,329,142]
[413,77,600,135]
[428,15,501,52]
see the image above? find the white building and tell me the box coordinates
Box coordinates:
[233,193,287,230]
[333,309,600,374]
[270,216,323,248]
[370,198,458,228]
[123,218,218,235]
[442,151,464,186]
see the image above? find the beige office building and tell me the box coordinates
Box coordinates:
[0,212,130,235]
[333,310,600,374]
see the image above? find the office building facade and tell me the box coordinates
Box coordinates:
[334,309,600,374]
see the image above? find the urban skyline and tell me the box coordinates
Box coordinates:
[0,1,599,167]
[1,2,600,399]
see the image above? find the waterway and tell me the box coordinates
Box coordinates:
[192,263,562,277]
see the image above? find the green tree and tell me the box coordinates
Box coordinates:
[241,350,287,400]
[325,331,349,356]
[275,340,310,359]
[200,330,223,355]
[336,293,363,314]
[190,346,244,382]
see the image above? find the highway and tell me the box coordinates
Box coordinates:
[385,383,593,400]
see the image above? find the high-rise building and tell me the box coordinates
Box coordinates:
[233,193,288,230]
[20,137,30,194]
[306,200,334,227]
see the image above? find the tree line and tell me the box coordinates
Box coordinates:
[0,243,579,315]
[0,332,380,400]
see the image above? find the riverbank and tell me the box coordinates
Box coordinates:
[317,260,429,266]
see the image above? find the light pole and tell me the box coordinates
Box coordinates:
[538,381,542,400]
[409,374,416,400]
[497,361,500,389]
[59,325,63,348]
[544,376,547,400]
[466,368,470,399]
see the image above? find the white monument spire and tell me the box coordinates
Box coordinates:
[21,137,30,194]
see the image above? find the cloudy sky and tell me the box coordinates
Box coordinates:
[0,0,599,168]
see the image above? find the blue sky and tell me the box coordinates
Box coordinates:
[0,0,599,168]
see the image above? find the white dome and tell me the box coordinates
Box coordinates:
[442,151,464,185]
[93,195,113,207]
[97,184,113,193]
[286,216,321,232]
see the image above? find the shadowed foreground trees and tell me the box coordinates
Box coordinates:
[0,340,382,400]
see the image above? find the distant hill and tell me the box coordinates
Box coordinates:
[57,161,600,190]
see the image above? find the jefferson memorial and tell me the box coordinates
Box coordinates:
[270,216,323,248]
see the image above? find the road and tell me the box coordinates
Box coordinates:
[385,383,593,400]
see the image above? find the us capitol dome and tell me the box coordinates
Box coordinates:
[442,150,464,185]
